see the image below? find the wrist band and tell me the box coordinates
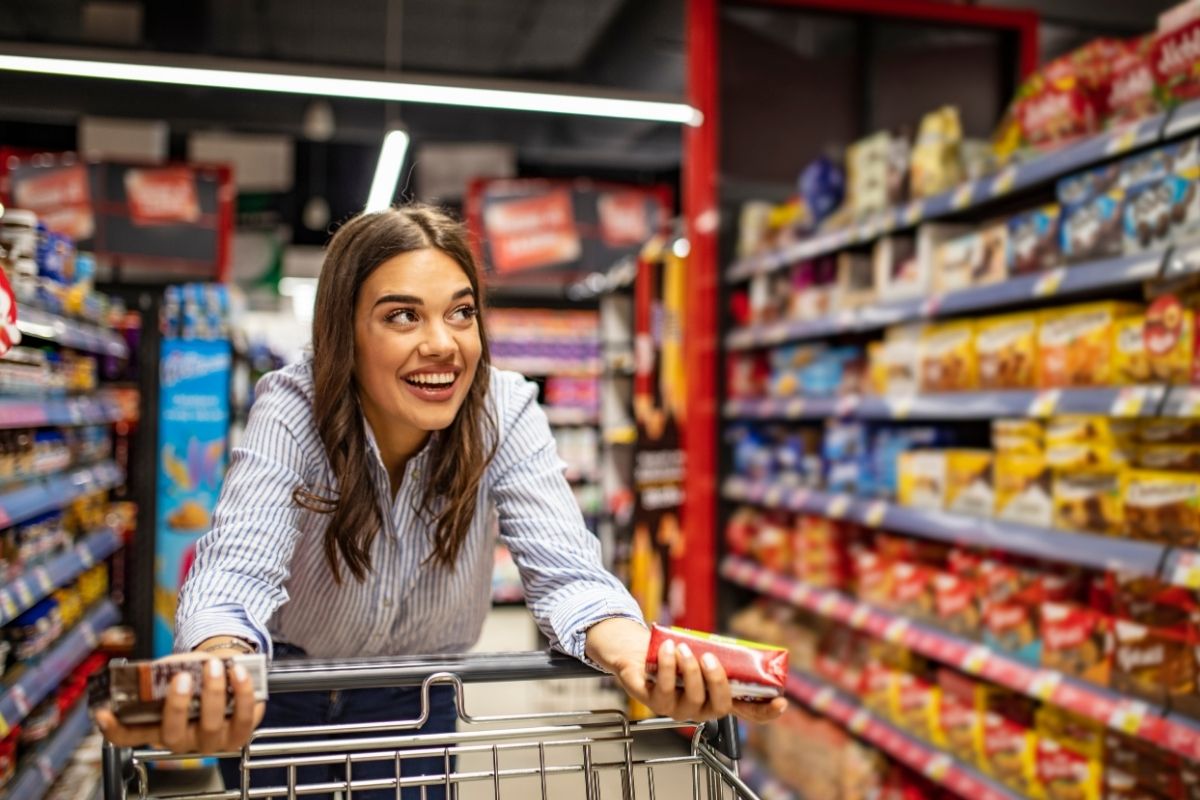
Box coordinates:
[197,637,257,654]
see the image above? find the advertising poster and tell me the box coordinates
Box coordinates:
[153,338,232,656]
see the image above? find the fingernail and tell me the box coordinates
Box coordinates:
[232,664,248,682]
[208,659,223,679]
[678,643,693,660]
[175,672,193,694]
[663,640,675,655]
[702,653,719,670]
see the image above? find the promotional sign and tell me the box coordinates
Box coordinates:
[482,188,581,274]
[153,337,232,656]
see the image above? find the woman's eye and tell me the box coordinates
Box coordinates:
[451,305,478,322]
[385,309,419,325]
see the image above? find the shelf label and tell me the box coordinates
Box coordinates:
[865,501,888,528]
[37,756,55,785]
[12,685,30,716]
[0,592,15,619]
[848,708,871,734]
[884,618,911,644]
[33,568,52,594]
[952,183,974,210]
[1033,267,1066,298]
[828,495,851,519]
[764,485,786,507]
[1027,390,1061,418]
[817,592,839,616]
[1111,386,1147,418]
[1170,551,1200,589]
[789,583,811,605]
[1174,387,1200,418]
[14,582,33,607]
[961,645,991,675]
[82,622,99,648]
[790,488,812,509]
[990,165,1019,197]
[903,201,924,226]
[1030,670,1063,702]
[924,753,953,782]
[920,295,943,318]
[888,395,916,420]
[835,395,860,417]
[850,604,871,628]
[1108,700,1149,735]
[784,397,806,418]
[0,712,7,738]
[1106,127,1140,156]
[811,686,835,711]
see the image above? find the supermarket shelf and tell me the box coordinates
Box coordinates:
[722,556,1200,765]
[726,115,1169,283]
[0,396,123,430]
[15,304,129,359]
[0,461,124,529]
[781,667,1023,800]
[544,407,600,426]
[0,701,92,800]
[725,384,1170,422]
[0,527,121,627]
[493,359,601,378]
[738,754,805,800]
[726,249,1165,351]
[0,599,118,738]
[721,476,1168,579]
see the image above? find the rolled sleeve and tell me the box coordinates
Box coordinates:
[488,370,645,666]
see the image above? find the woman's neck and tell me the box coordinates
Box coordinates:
[361,406,429,497]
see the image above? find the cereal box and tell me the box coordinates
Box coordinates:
[1052,471,1124,534]
[945,449,995,518]
[977,313,1039,389]
[1037,302,1142,388]
[1123,469,1200,546]
[994,453,1053,528]
[919,321,977,392]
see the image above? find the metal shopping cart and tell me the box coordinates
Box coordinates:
[101,650,762,800]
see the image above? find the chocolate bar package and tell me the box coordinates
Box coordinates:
[645,624,788,700]
[88,654,268,725]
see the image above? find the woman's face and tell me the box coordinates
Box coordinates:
[352,247,481,437]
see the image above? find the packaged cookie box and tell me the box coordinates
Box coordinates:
[1037,302,1143,388]
[932,570,981,639]
[872,235,926,300]
[930,669,982,765]
[976,687,1041,795]
[1134,443,1200,471]
[993,419,1044,456]
[977,312,1039,390]
[1110,617,1195,709]
[897,450,947,510]
[1113,314,1152,384]
[1104,731,1191,800]
[1060,188,1126,264]
[889,560,936,623]
[1045,416,1137,471]
[886,664,938,741]
[1123,172,1200,254]
[1123,469,1200,546]
[1035,707,1103,800]
[994,453,1053,528]
[835,251,876,310]
[945,449,994,518]
[932,222,1008,294]
[918,321,978,392]
[1039,601,1111,686]
[872,323,924,396]
[1057,163,1120,211]
[1007,204,1062,275]
[1052,470,1124,535]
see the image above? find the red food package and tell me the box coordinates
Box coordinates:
[1152,17,1200,105]
[1108,36,1160,126]
[645,624,789,699]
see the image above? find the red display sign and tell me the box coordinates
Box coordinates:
[599,190,651,246]
[12,163,94,240]
[483,189,581,274]
[124,167,201,225]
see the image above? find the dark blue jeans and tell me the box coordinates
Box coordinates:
[220,643,458,799]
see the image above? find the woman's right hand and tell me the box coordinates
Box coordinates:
[95,650,265,754]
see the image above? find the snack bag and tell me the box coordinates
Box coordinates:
[645,624,788,699]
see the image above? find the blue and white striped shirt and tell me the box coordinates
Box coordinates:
[175,359,643,663]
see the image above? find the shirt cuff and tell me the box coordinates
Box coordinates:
[176,604,272,659]
[547,587,646,671]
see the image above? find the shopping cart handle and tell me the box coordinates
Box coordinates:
[265,649,600,692]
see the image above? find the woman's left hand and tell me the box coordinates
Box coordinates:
[584,617,787,724]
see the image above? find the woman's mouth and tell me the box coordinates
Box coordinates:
[402,371,459,401]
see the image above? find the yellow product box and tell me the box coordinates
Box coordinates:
[976,312,1039,390]
[918,321,977,393]
[1112,314,1151,384]
[1052,471,1124,535]
[1045,440,1133,471]
[1146,296,1194,383]
[877,323,925,396]
[898,450,948,510]
[1037,302,1143,388]
[1045,416,1138,445]
[946,449,995,518]
[1134,444,1200,472]
[1122,469,1200,547]
[867,341,888,395]
[1138,419,1200,444]
[992,419,1044,456]
[994,453,1053,528]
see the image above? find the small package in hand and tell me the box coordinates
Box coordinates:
[87,653,268,725]
[645,624,789,700]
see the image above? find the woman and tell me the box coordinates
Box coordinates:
[96,204,785,796]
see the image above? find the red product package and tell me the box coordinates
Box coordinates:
[645,624,789,700]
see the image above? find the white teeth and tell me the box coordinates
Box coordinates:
[407,372,455,385]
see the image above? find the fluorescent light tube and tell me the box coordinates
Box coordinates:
[0,52,702,126]
[365,129,410,213]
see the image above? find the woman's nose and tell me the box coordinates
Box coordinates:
[418,320,455,357]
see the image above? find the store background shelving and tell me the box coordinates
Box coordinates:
[0,701,94,800]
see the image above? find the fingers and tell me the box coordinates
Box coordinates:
[94,709,161,748]
[698,653,732,719]
[160,672,196,753]
[197,658,228,754]
[224,664,257,750]
[649,639,678,714]
[676,643,706,718]
[732,697,788,724]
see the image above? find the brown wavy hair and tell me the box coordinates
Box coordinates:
[295,204,497,582]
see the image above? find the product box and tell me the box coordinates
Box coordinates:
[1110,618,1195,708]
[915,223,972,294]
[976,688,1041,795]
[1113,314,1151,384]
[1045,416,1138,445]
[1120,145,1177,192]
[872,235,925,300]
[994,453,1053,528]
[932,571,981,638]
[1122,469,1200,546]
[1104,730,1186,800]
[1007,204,1062,275]
[898,450,948,510]
[993,419,1045,456]
[1107,37,1160,127]
[1037,302,1142,388]
[890,561,936,622]
[932,669,982,765]
[977,312,1040,390]
[1151,17,1200,105]
[888,669,938,741]
[933,223,1008,294]
[1140,418,1200,444]
[1040,601,1111,685]
[983,595,1042,665]
[1060,189,1126,264]
[918,321,977,392]
[1124,173,1200,253]
[836,251,876,310]
[873,323,925,397]
[1045,440,1132,471]
[1052,471,1124,534]
[846,131,892,217]
[1135,443,1200,471]
[1057,164,1120,211]
[1146,295,1195,383]
[1035,708,1103,800]
[865,425,946,499]
[945,449,995,518]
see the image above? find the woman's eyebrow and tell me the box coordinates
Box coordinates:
[452,287,475,301]
[373,293,423,307]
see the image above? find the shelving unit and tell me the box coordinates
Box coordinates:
[0,701,93,800]
[14,305,129,360]
[0,461,124,528]
[723,556,1200,764]
[0,528,121,626]
[738,755,805,800]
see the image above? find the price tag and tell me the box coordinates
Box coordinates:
[848,708,871,734]
[924,753,953,782]
[920,294,943,318]
[790,488,812,509]
[836,309,856,331]
[888,395,915,420]
[0,712,8,738]
[33,568,52,594]
[850,604,871,628]
[865,501,888,528]
[790,583,811,605]
[961,645,991,675]
[12,686,30,716]
[811,687,835,711]
[903,201,924,226]
[764,485,786,507]
[990,164,1018,197]
[15,582,33,607]
[1106,127,1140,156]
[37,755,55,785]
[1033,267,1066,298]
[817,593,839,616]
[884,619,911,644]
[83,622,99,648]
[1108,700,1149,735]
[1027,389,1061,418]
[0,592,15,619]
[784,397,806,418]
[952,183,975,210]
[883,208,899,232]
[1030,670,1063,702]
[1170,551,1200,589]
[1174,387,1200,418]
[78,542,96,568]
[835,395,860,417]
[1111,386,1147,418]
[828,495,851,519]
